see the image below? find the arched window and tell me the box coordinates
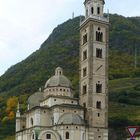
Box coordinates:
[32,134,35,140]
[91,7,94,14]
[100,32,103,42]
[97,7,100,14]
[96,31,98,41]
[30,118,34,126]
[66,132,70,139]
[96,31,103,42]
[96,83,102,93]
[96,101,101,109]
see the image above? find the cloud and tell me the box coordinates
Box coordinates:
[0,40,19,75]
[105,0,140,17]
[0,0,84,75]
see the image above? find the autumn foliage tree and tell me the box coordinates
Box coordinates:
[6,96,18,120]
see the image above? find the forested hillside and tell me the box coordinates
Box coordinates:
[0,14,140,140]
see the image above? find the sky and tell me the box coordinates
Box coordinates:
[0,0,140,76]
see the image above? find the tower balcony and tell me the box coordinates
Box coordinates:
[80,15,109,26]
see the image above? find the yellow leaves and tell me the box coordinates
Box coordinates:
[6,97,18,111]
[8,111,15,120]
[6,96,18,120]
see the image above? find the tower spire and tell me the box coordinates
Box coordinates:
[16,101,21,132]
[16,101,20,117]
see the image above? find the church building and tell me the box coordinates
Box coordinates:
[16,0,109,140]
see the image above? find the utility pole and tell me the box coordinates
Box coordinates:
[134,44,137,69]
[107,9,110,20]
[72,12,74,19]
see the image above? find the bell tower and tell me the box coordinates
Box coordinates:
[80,0,109,139]
[85,0,105,18]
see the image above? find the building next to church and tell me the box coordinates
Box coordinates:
[16,0,109,140]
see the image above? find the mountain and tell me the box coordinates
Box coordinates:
[0,14,140,140]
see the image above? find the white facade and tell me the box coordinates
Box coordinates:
[16,67,86,140]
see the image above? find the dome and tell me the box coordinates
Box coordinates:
[28,91,44,108]
[44,67,72,89]
[58,113,85,125]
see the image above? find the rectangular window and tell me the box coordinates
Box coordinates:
[83,50,87,60]
[83,34,87,45]
[96,101,101,109]
[97,7,100,14]
[83,103,86,108]
[83,85,87,94]
[46,134,51,139]
[86,9,88,17]
[83,103,87,120]
[96,48,102,58]
[91,7,94,14]
[96,84,102,93]
[83,67,87,77]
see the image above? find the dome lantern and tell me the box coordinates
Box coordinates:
[55,67,63,76]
